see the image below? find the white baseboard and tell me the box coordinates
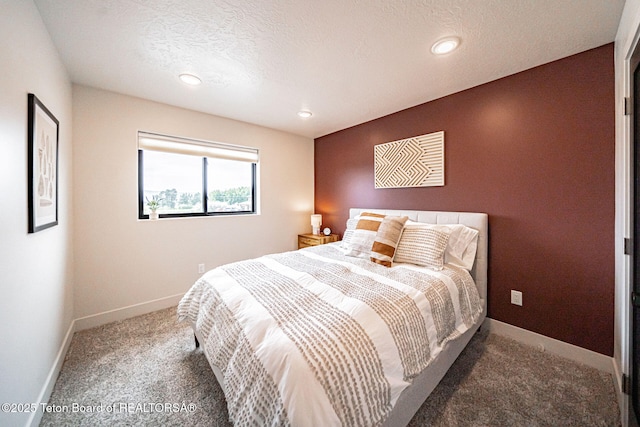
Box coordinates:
[483,318,614,374]
[74,293,184,331]
[27,318,76,427]
[31,307,619,426]
[27,293,185,426]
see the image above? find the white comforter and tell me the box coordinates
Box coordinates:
[177,243,483,426]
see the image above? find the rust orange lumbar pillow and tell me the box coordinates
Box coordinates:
[370,215,409,267]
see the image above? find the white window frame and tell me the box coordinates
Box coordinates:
[137,131,259,219]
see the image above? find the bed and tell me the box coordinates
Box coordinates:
[178,208,488,426]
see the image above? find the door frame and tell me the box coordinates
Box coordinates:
[631,40,640,426]
[622,15,640,427]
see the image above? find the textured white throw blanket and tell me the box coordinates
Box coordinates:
[178,243,482,426]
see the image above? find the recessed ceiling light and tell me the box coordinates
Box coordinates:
[431,37,461,55]
[179,73,202,85]
[297,110,313,118]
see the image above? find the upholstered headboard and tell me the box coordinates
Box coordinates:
[349,208,488,311]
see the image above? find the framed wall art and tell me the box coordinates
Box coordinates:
[374,130,444,189]
[28,93,59,233]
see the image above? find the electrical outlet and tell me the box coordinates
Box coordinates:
[198,263,205,274]
[511,290,523,306]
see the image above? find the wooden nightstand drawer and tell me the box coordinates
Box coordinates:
[298,233,339,249]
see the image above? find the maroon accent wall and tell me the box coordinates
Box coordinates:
[314,44,615,356]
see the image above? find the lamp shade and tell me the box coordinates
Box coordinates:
[311,214,322,234]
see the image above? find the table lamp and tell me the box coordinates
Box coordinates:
[311,214,322,235]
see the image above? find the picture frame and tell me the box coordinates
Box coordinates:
[374,130,445,189]
[28,93,59,233]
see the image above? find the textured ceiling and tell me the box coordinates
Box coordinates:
[34,0,624,139]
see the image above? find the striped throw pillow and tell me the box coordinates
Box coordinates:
[344,212,387,258]
[370,216,409,267]
[394,224,450,270]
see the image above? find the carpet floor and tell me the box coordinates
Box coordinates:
[41,306,620,426]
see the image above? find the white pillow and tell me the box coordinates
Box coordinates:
[403,221,479,270]
[341,217,359,249]
[444,224,479,270]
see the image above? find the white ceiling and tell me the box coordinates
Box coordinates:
[34,0,625,139]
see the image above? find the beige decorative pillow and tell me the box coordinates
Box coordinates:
[344,212,387,258]
[404,221,479,270]
[394,224,450,270]
[370,216,409,267]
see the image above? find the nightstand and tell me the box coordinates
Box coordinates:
[298,233,339,249]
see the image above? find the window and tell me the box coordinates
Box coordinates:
[138,132,258,219]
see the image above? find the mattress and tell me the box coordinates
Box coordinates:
[178,232,485,426]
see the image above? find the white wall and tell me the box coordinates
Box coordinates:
[0,1,74,426]
[72,85,314,320]
[0,4,312,421]
[614,0,640,423]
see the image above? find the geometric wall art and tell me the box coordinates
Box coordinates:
[374,131,444,188]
